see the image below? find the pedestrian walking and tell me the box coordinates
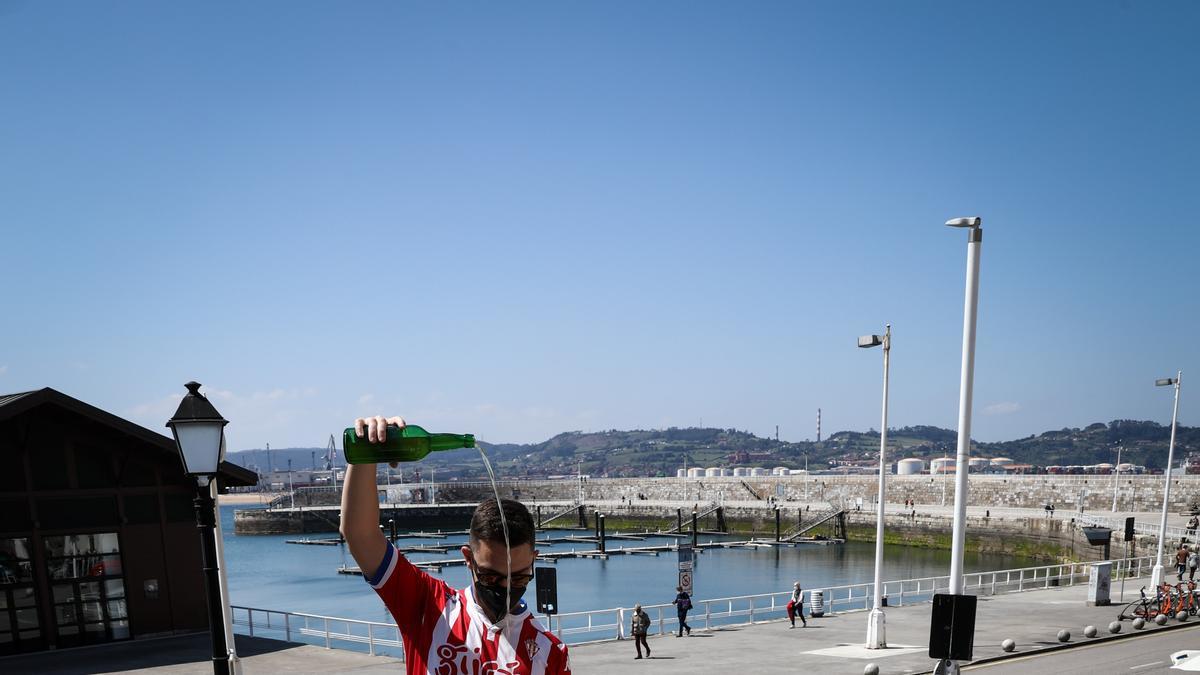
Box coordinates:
[631,604,651,659]
[786,581,807,628]
[1188,515,1199,538]
[672,586,692,636]
[1188,547,1198,582]
[1176,544,1189,582]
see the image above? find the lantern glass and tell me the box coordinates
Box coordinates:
[172,420,226,477]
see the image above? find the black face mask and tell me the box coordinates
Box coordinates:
[473,577,527,621]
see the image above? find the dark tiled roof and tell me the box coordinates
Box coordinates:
[0,390,39,408]
[0,387,256,488]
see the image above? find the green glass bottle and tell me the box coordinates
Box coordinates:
[342,424,475,464]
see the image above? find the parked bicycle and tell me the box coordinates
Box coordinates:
[1119,585,1165,620]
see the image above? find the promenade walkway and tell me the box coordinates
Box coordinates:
[7,576,1193,674]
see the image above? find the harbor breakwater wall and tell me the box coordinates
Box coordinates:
[281,474,1200,512]
[234,496,1159,563]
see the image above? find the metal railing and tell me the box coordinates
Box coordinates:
[1077,512,1191,541]
[231,606,404,658]
[540,555,1154,643]
[234,555,1155,658]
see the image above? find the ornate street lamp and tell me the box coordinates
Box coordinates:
[167,381,231,675]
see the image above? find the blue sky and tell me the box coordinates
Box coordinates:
[1,1,1196,449]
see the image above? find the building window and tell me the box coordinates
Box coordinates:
[43,533,129,647]
[0,537,41,655]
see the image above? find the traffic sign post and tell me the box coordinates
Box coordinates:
[678,545,694,594]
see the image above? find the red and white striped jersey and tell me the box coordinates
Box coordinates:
[368,541,572,675]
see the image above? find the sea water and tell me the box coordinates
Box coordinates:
[222,504,1036,651]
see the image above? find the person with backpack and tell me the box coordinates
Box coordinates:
[1188,547,1198,582]
[631,604,651,659]
[672,585,692,636]
[787,581,807,628]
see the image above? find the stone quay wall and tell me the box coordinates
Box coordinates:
[317,474,1200,512]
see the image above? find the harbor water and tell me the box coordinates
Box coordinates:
[222,504,1037,654]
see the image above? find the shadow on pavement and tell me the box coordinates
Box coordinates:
[0,633,295,674]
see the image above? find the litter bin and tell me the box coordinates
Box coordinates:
[810,589,825,617]
[1088,561,1112,607]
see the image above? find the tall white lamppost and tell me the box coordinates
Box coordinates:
[940,216,982,675]
[1111,444,1123,513]
[1150,372,1183,589]
[859,325,892,648]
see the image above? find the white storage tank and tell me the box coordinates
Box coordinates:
[968,457,990,472]
[705,467,721,477]
[930,457,956,474]
[750,467,769,476]
[772,466,790,476]
[733,467,749,477]
[687,467,704,478]
[676,469,687,478]
[990,457,1014,467]
[721,468,734,477]
[897,458,925,475]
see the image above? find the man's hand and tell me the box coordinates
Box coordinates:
[354,415,406,467]
[342,414,407,579]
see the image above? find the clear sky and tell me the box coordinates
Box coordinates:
[1,1,1196,450]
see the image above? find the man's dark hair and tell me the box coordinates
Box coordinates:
[470,498,535,549]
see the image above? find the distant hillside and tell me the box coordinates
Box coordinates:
[226,420,1199,481]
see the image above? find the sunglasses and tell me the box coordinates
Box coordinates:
[469,560,535,589]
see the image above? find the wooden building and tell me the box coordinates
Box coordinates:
[0,388,255,656]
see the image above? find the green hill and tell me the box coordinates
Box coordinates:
[227,420,1198,481]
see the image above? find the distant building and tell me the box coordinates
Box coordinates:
[0,388,254,656]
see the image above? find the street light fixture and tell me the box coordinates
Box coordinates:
[167,381,232,675]
[859,324,891,649]
[939,216,983,675]
[1150,372,1183,589]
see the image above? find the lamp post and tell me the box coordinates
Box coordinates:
[859,325,891,648]
[1111,444,1123,513]
[940,216,982,675]
[167,381,232,675]
[1150,372,1183,589]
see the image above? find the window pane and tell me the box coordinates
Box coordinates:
[54,605,77,625]
[52,585,75,604]
[80,583,100,600]
[0,613,9,631]
[104,580,125,599]
[19,628,40,640]
[82,602,103,623]
[57,624,79,636]
[15,609,38,630]
[107,599,127,620]
[0,632,11,644]
[13,588,36,608]
[111,619,130,640]
[0,538,34,584]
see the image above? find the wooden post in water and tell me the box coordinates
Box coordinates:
[691,511,698,549]
[577,505,586,529]
[599,514,606,554]
[677,508,682,533]
[388,518,396,542]
[536,505,542,529]
[775,506,781,542]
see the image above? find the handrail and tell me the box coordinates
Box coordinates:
[1077,512,1190,540]
[232,555,1155,659]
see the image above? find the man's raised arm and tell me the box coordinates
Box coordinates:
[339,415,404,579]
